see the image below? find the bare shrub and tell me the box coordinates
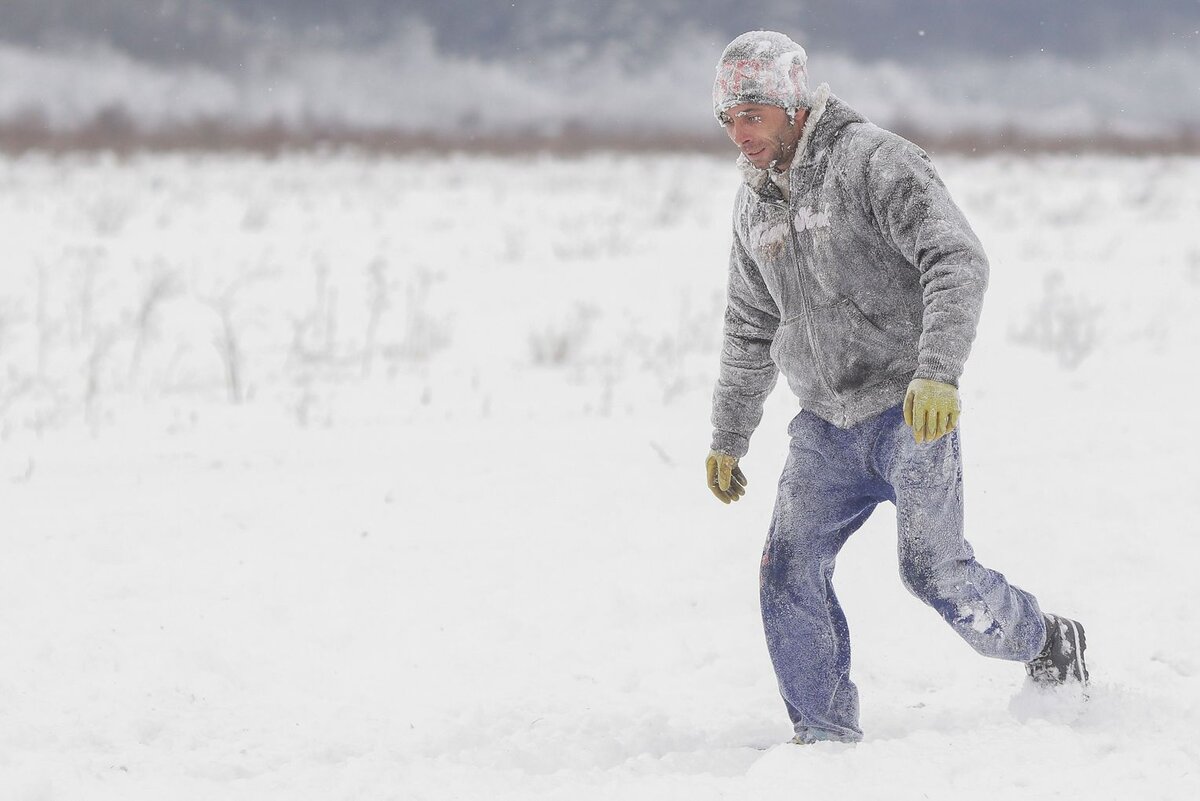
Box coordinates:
[288,263,341,368]
[361,258,392,378]
[85,326,119,428]
[86,193,134,237]
[385,267,450,364]
[1008,271,1101,369]
[204,277,263,404]
[128,268,182,383]
[635,291,724,403]
[528,303,598,367]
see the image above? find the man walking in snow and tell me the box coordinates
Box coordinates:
[704,31,1088,745]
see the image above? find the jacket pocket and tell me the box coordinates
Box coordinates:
[816,299,911,393]
[838,298,893,346]
[770,318,826,404]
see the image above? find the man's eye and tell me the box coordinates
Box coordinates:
[748,115,762,123]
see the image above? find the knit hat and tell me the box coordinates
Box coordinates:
[712,31,810,121]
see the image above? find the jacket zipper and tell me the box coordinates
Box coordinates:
[775,196,845,417]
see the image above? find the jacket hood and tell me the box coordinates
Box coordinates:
[736,84,866,197]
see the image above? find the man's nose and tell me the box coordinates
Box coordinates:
[727,120,750,145]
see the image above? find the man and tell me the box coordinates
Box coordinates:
[703,31,1088,745]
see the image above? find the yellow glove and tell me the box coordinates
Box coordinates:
[706,450,747,504]
[903,378,961,444]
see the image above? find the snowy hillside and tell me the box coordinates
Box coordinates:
[1,151,1199,798]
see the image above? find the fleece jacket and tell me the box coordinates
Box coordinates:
[711,85,989,457]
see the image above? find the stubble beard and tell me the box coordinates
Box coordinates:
[768,124,800,172]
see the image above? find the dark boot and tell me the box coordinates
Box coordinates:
[1025,613,1089,687]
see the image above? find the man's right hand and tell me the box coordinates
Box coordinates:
[706,450,747,504]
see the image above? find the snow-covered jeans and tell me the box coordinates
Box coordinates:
[760,404,1047,742]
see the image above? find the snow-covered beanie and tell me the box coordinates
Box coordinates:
[713,31,810,121]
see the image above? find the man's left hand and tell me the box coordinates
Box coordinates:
[903,378,960,444]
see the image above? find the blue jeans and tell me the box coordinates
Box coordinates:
[760,405,1046,742]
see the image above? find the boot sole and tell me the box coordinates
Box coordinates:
[1064,617,1089,685]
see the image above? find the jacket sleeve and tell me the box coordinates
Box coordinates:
[864,137,989,386]
[710,223,781,458]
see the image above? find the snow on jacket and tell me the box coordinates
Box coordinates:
[711,85,989,458]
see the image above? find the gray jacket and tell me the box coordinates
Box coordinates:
[711,86,989,457]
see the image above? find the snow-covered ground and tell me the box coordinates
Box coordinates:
[1,151,1198,799]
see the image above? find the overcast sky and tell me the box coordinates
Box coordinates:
[5,1,1197,61]
[2,1,1197,140]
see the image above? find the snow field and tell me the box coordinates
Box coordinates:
[1,151,1198,798]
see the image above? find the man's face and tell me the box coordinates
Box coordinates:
[719,103,801,171]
